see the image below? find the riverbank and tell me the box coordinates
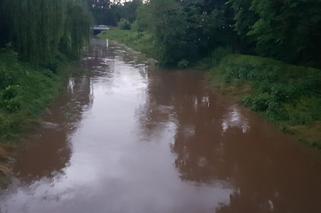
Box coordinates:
[208,54,321,148]
[0,48,72,184]
[0,49,71,142]
[101,29,321,149]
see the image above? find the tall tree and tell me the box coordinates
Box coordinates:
[249,0,321,65]
[1,0,91,65]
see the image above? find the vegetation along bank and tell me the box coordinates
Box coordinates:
[0,0,91,182]
[100,0,321,148]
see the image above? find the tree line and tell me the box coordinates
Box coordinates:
[95,0,321,68]
[88,0,142,26]
[0,0,91,67]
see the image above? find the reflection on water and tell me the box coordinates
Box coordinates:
[0,39,321,213]
[222,105,249,134]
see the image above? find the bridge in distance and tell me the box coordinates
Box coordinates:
[91,25,110,35]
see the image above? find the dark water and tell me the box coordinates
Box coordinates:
[1,39,321,213]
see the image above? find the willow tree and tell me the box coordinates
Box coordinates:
[1,0,91,65]
[61,0,91,59]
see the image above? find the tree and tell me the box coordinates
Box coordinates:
[228,0,257,52]
[0,0,91,66]
[135,0,237,65]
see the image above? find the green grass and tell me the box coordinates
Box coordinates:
[0,49,69,143]
[100,29,157,59]
[209,53,321,148]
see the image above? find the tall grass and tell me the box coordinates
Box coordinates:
[210,53,321,148]
[0,49,68,142]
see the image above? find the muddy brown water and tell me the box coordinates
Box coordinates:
[0,39,321,213]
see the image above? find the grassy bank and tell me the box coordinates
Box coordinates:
[100,29,157,59]
[0,49,69,142]
[0,48,72,184]
[208,54,321,148]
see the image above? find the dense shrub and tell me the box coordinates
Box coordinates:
[0,50,64,141]
[213,54,321,126]
[118,18,131,30]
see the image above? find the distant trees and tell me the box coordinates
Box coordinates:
[88,0,112,25]
[89,0,142,26]
[118,18,131,30]
[0,0,10,47]
[88,0,110,9]
[0,0,91,66]
[133,0,237,66]
[229,0,321,65]
[124,0,321,67]
[145,0,188,64]
[246,0,321,65]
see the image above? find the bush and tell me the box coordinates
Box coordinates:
[118,18,131,30]
[0,50,64,141]
[210,47,232,66]
[131,21,144,32]
[242,93,271,112]
[0,85,21,113]
[213,53,321,128]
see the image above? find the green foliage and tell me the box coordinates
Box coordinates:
[0,85,21,113]
[89,0,142,26]
[101,29,156,59]
[0,0,90,65]
[0,1,90,143]
[145,0,188,65]
[62,1,91,59]
[100,0,321,146]
[93,0,321,68]
[0,50,66,141]
[130,21,140,32]
[118,18,131,30]
[242,93,272,112]
[133,0,236,66]
[229,0,321,66]
[210,53,321,146]
[209,47,233,67]
[0,0,90,142]
[212,53,321,125]
[135,4,152,32]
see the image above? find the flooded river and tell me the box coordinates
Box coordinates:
[1,39,321,213]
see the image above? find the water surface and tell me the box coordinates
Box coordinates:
[1,39,321,213]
